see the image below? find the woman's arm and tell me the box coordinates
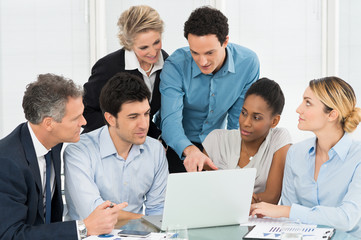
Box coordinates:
[253,144,291,204]
[250,202,291,218]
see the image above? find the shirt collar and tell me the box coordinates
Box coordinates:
[331,133,352,162]
[99,126,118,159]
[308,138,316,156]
[27,122,49,157]
[99,125,145,160]
[124,49,164,73]
[308,133,351,162]
[191,45,235,78]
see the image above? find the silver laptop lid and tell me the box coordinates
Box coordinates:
[161,168,256,230]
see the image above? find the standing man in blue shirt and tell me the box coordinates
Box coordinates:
[64,72,168,221]
[160,6,260,173]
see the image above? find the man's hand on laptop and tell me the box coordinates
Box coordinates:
[183,145,218,172]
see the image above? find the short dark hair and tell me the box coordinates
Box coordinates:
[99,72,151,124]
[184,6,229,45]
[245,78,285,116]
[23,74,83,124]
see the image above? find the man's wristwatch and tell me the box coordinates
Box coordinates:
[77,220,88,239]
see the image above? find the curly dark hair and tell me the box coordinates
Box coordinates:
[99,72,150,125]
[184,6,229,45]
[245,78,285,116]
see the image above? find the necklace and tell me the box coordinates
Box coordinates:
[144,63,153,73]
[242,140,255,161]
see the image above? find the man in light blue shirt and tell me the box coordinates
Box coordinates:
[64,72,168,221]
[160,6,260,173]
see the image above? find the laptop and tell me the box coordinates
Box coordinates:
[142,168,256,230]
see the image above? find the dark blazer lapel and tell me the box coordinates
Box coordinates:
[151,49,168,116]
[21,124,42,193]
[127,69,143,79]
[151,72,161,116]
[20,123,44,218]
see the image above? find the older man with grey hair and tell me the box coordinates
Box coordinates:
[0,73,127,240]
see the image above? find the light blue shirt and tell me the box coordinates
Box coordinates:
[64,126,168,220]
[160,43,260,157]
[281,133,361,236]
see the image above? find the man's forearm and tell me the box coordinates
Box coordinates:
[117,210,143,221]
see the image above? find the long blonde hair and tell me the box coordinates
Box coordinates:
[117,5,163,50]
[309,76,361,133]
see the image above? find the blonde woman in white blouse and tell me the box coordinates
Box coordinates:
[203,78,291,204]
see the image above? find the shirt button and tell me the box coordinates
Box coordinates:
[205,121,209,124]
[124,182,128,185]
[210,110,214,113]
[211,93,215,97]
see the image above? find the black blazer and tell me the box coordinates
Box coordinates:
[0,123,77,240]
[82,48,169,137]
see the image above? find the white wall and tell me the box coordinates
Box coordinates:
[0,0,90,137]
[339,0,361,139]
[225,0,322,142]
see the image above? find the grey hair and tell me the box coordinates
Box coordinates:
[22,73,83,124]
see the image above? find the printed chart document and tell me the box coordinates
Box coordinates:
[242,217,334,240]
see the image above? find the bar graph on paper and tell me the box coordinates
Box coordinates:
[242,218,334,239]
[268,226,315,232]
[244,224,334,240]
[262,226,315,238]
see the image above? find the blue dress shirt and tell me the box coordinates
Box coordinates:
[281,133,361,236]
[64,126,168,220]
[160,43,260,157]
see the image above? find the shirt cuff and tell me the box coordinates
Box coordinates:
[174,139,193,158]
[145,206,164,216]
[290,203,310,223]
[76,220,81,240]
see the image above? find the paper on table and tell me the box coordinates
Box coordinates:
[242,217,334,240]
[243,224,334,240]
[240,216,316,227]
[84,229,169,240]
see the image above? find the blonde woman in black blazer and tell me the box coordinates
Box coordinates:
[83,5,168,139]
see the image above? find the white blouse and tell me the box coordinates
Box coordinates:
[124,50,164,101]
[202,128,292,193]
